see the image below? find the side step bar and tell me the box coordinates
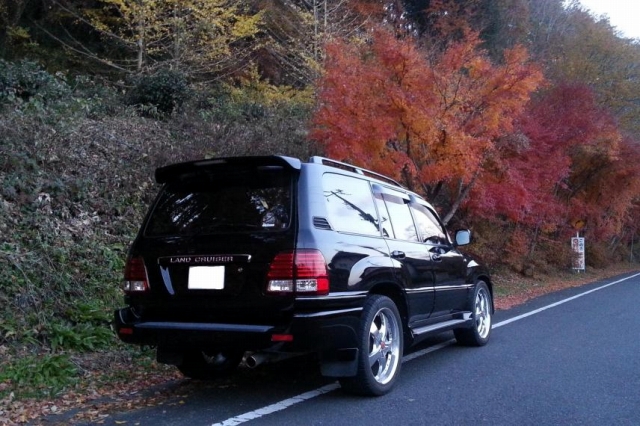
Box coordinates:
[410,312,473,337]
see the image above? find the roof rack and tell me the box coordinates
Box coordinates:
[308,156,403,187]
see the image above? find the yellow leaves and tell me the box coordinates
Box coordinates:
[232,12,262,38]
[546,11,640,136]
[6,25,29,41]
[228,66,314,108]
[85,0,262,75]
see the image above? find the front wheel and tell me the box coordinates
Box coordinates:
[340,295,403,396]
[454,280,492,346]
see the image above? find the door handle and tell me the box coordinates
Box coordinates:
[431,254,442,262]
[391,250,406,259]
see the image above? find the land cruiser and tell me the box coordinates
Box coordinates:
[114,155,493,396]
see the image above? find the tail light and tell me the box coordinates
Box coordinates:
[267,249,329,295]
[123,256,149,293]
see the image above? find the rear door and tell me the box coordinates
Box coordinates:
[373,186,436,324]
[132,157,299,325]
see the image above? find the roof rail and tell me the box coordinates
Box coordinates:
[308,156,403,187]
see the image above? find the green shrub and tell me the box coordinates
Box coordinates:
[0,59,121,126]
[0,354,77,398]
[0,59,70,109]
[48,321,114,352]
[69,74,125,118]
[127,69,190,115]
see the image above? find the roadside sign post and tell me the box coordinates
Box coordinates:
[571,233,585,272]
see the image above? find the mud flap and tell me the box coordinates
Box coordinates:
[320,348,358,377]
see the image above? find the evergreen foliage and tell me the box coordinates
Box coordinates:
[127,69,190,115]
[0,59,69,108]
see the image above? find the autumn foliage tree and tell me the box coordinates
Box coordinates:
[470,85,617,224]
[254,0,370,86]
[311,26,543,223]
[48,0,261,77]
[462,82,640,270]
[541,2,640,137]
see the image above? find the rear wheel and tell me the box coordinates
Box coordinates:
[454,280,492,346]
[177,349,244,380]
[340,295,403,396]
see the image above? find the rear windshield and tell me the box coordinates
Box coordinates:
[144,169,292,237]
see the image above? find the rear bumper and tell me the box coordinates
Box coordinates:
[113,306,362,354]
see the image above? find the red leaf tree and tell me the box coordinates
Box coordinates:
[465,83,640,266]
[311,27,543,224]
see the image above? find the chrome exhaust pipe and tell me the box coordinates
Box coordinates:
[245,352,270,368]
[244,351,304,368]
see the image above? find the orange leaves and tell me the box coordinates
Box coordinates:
[312,26,543,222]
[425,0,482,41]
[313,30,436,179]
[437,40,542,144]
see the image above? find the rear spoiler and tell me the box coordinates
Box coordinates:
[155,156,302,184]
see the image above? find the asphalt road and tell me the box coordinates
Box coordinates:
[98,272,640,426]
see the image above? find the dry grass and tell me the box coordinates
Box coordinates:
[493,263,640,309]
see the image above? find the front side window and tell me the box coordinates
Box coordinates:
[411,203,448,244]
[323,173,380,236]
[145,171,291,236]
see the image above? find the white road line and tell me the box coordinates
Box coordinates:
[210,383,340,426]
[210,272,640,426]
[492,272,640,329]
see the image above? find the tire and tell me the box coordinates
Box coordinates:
[454,280,492,346]
[340,295,403,396]
[177,349,244,380]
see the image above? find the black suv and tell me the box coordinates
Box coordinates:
[114,156,493,395]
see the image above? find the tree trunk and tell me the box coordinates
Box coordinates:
[441,170,480,225]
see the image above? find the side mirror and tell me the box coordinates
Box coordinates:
[455,229,472,246]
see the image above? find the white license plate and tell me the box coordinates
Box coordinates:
[188,266,225,290]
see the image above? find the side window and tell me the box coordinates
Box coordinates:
[323,173,380,236]
[382,189,419,242]
[373,193,394,238]
[411,203,448,244]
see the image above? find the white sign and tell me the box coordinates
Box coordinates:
[571,237,585,271]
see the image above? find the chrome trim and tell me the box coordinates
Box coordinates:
[294,307,363,318]
[435,284,475,292]
[296,291,368,301]
[405,286,436,294]
[157,254,252,266]
[411,317,471,336]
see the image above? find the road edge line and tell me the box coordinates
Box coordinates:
[493,272,640,329]
[209,272,640,425]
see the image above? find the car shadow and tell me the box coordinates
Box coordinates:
[70,333,458,425]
